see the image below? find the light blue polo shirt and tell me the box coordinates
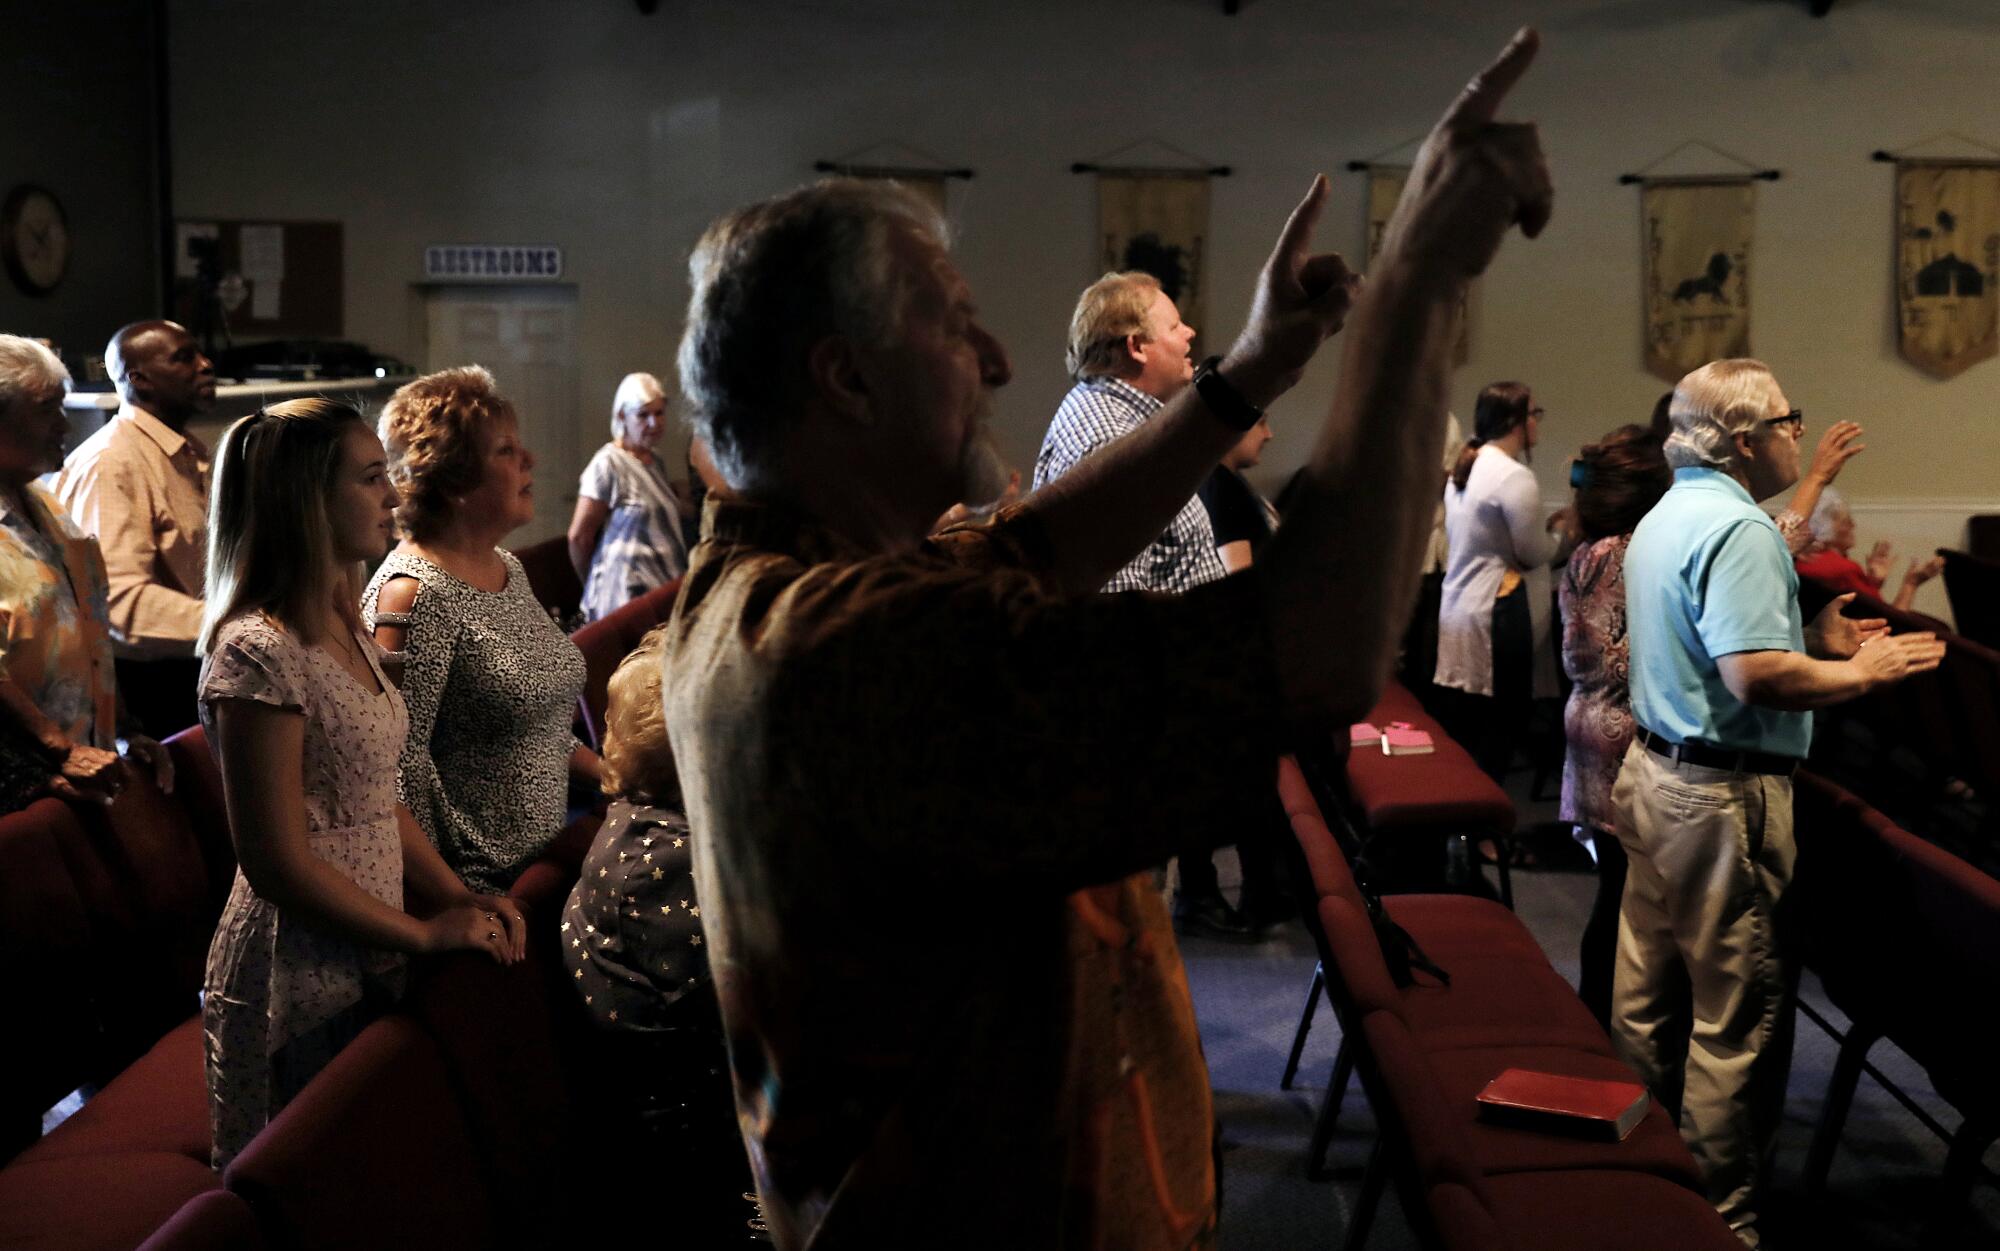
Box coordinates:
[1625,467,1812,758]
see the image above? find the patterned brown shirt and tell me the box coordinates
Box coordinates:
[663,496,1283,1250]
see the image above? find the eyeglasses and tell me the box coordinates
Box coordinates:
[1528,406,1547,418]
[1763,409,1804,438]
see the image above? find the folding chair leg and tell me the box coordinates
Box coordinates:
[1307,1036,1355,1180]
[1925,1115,1997,1247]
[1340,1137,1387,1251]
[1280,962,1323,1091]
[1804,1027,1874,1192]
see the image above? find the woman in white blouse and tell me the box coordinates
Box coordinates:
[1435,381,1578,782]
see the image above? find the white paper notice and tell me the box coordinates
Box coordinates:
[174,223,219,278]
[240,225,285,282]
[251,281,281,320]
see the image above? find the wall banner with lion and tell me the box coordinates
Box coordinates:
[1640,178,1755,383]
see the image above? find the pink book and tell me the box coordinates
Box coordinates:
[1350,722,1382,746]
[1380,722,1434,756]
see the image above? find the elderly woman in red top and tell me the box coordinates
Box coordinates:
[1794,486,1943,611]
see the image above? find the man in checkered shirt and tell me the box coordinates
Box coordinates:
[1035,271,1280,940]
[1033,272,1226,594]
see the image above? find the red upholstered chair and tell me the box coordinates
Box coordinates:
[1794,771,2000,1243]
[1461,1170,1744,1251]
[0,1018,216,1251]
[136,1190,266,1251]
[401,948,580,1249]
[1355,1010,1713,1251]
[1968,516,2000,564]
[163,725,239,908]
[506,534,583,628]
[224,1015,498,1251]
[569,577,683,750]
[60,778,217,1069]
[1344,680,1519,907]
[1277,756,1545,1102]
[1940,547,2000,651]
[0,797,102,1162]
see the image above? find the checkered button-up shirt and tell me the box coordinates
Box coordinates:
[1033,376,1228,594]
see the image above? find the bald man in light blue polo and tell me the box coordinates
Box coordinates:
[1613,358,1945,1249]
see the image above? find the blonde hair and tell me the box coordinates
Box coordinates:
[200,399,366,655]
[1664,359,1777,471]
[610,372,665,436]
[599,626,679,804]
[378,366,515,541]
[1065,271,1162,380]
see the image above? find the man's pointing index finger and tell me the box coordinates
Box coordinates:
[1443,26,1540,131]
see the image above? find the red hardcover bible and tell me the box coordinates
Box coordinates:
[1474,1068,1650,1141]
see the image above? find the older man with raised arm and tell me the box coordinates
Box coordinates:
[54,320,216,736]
[664,30,1551,1250]
[1614,358,1946,1248]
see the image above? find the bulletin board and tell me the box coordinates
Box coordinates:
[170,219,343,338]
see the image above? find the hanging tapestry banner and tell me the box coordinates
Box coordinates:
[1895,160,2000,379]
[1366,166,1471,364]
[1640,179,1754,383]
[1098,172,1210,350]
[887,174,949,216]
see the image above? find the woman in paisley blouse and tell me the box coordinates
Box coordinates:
[0,335,170,811]
[364,367,599,894]
[1558,424,1669,1028]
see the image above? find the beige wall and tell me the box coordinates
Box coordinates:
[169,0,1999,578]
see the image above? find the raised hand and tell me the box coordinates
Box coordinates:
[1865,539,1894,585]
[1904,554,1945,588]
[1222,175,1362,409]
[1377,27,1553,287]
[1805,420,1865,486]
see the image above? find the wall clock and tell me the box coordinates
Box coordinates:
[3,185,71,296]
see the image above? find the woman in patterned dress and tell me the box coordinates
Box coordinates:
[567,372,691,623]
[364,368,597,894]
[198,399,527,1168]
[1557,424,1669,1027]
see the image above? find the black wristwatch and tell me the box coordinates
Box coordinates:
[1191,356,1264,432]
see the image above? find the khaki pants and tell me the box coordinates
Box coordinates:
[1609,741,1797,1249]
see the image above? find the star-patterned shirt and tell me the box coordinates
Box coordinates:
[1033,376,1229,594]
[663,494,1283,1250]
[560,800,710,1031]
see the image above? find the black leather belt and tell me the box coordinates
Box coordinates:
[1637,728,1799,778]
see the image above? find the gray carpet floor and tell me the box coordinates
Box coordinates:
[1182,774,2000,1250]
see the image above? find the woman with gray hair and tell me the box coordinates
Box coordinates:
[0,335,171,812]
[1794,486,1943,610]
[567,372,690,623]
